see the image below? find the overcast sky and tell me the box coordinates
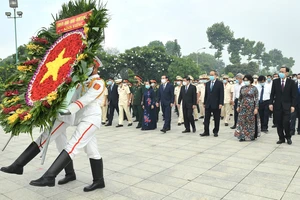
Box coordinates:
[1,0,299,72]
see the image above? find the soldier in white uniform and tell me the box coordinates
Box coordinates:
[116,79,133,127]
[24,59,105,192]
[174,76,184,126]
[198,74,208,120]
[221,75,233,126]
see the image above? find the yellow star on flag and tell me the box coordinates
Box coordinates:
[40,48,71,83]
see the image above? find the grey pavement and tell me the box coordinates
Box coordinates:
[0,113,300,200]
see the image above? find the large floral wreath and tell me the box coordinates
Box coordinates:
[0,0,109,136]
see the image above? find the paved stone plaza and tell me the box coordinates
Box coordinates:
[0,115,300,200]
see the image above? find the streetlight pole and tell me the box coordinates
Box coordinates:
[5,0,23,64]
[196,47,206,68]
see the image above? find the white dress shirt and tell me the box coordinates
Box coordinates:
[233,82,244,99]
[256,84,271,101]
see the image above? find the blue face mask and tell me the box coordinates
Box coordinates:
[107,81,112,85]
[279,73,285,79]
[145,85,150,89]
[235,80,239,84]
[260,82,265,86]
[209,76,215,81]
[267,78,271,82]
[244,81,250,86]
[223,80,227,84]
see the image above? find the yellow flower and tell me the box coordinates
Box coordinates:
[46,92,58,105]
[77,54,88,62]
[17,65,32,72]
[6,96,20,104]
[26,44,44,51]
[0,104,3,109]
[7,113,19,124]
[23,113,32,121]
[84,26,89,36]
[16,108,25,114]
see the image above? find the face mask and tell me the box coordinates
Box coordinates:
[260,82,265,86]
[254,79,258,82]
[273,77,278,80]
[107,81,112,85]
[145,85,150,89]
[235,80,239,84]
[279,73,285,79]
[209,76,215,81]
[267,78,271,82]
[244,81,250,86]
[176,81,181,85]
[223,80,227,84]
[203,80,208,83]
[151,83,155,87]
[123,83,127,86]
[293,77,297,81]
[85,67,93,77]
[182,81,187,86]
[161,79,166,84]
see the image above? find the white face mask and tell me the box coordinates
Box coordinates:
[151,83,155,87]
[85,67,94,77]
[182,81,187,86]
[161,79,166,84]
[176,81,181,85]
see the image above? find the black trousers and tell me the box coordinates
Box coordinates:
[108,103,119,124]
[183,106,195,131]
[275,108,291,141]
[204,107,221,134]
[162,104,171,129]
[258,100,270,130]
[290,107,300,134]
[233,99,239,126]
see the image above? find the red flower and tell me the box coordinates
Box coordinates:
[18,111,29,120]
[42,101,51,108]
[3,104,22,114]
[24,59,39,66]
[65,77,72,84]
[4,90,19,97]
[31,37,49,45]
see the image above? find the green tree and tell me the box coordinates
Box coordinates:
[228,72,234,78]
[127,68,135,83]
[206,22,234,59]
[224,62,259,75]
[168,57,200,81]
[227,38,244,64]
[148,40,164,48]
[241,39,255,62]
[261,52,272,70]
[165,39,182,57]
[269,49,283,70]
[281,57,295,69]
[253,41,265,61]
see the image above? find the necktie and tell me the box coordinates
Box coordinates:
[281,80,284,91]
[260,86,264,103]
[210,82,214,91]
[163,84,166,90]
[185,86,188,93]
[110,85,113,91]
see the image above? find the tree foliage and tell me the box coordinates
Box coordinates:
[148,40,164,48]
[168,57,200,81]
[165,39,182,57]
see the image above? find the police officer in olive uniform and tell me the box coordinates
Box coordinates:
[132,75,144,128]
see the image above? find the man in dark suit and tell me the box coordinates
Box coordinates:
[106,78,119,126]
[292,73,300,135]
[269,66,297,145]
[200,70,224,137]
[178,77,197,133]
[156,75,174,133]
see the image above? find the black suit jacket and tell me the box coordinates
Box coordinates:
[108,83,119,105]
[178,84,197,108]
[270,78,297,111]
[157,82,175,106]
[296,81,300,109]
[204,79,224,109]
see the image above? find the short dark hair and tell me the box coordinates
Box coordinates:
[280,66,290,72]
[258,75,266,82]
[267,74,272,78]
[210,70,218,76]
[184,76,191,81]
[243,74,254,84]
[273,73,278,76]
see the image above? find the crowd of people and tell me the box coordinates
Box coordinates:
[102,65,299,145]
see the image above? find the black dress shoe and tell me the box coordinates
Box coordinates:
[272,125,277,128]
[182,130,191,133]
[133,120,138,122]
[200,133,209,137]
[225,123,229,126]
[116,124,123,128]
[276,140,285,144]
[166,128,170,131]
[287,138,292,145]
[291,132,295,136]
[105,124,112,127]
[194,119,198,121]
[178,123,181,126]
[193,128,196,133]
[214,133,218,137]
[230,126,236,129]
[101,122,105,125]
[128,123,132,127]
[160,129,166,133]
[136,125,142,129]
[221,117,224,120]
[199,116,204,119]
[239,138,245,142]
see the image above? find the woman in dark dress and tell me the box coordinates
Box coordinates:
[142,81,157,130]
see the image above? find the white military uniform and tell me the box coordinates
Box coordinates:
[221,83,233,124]
[198,82,206,118]
[174,85,183,124]
[193,84,200,119]
[118,84,132,125]
[101,87,108,123]
[35,74,105,160]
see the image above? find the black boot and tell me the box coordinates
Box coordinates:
[83,158,105,192]
[1,142,40,175]
[58,160,76,185]
[29,150,71,187]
